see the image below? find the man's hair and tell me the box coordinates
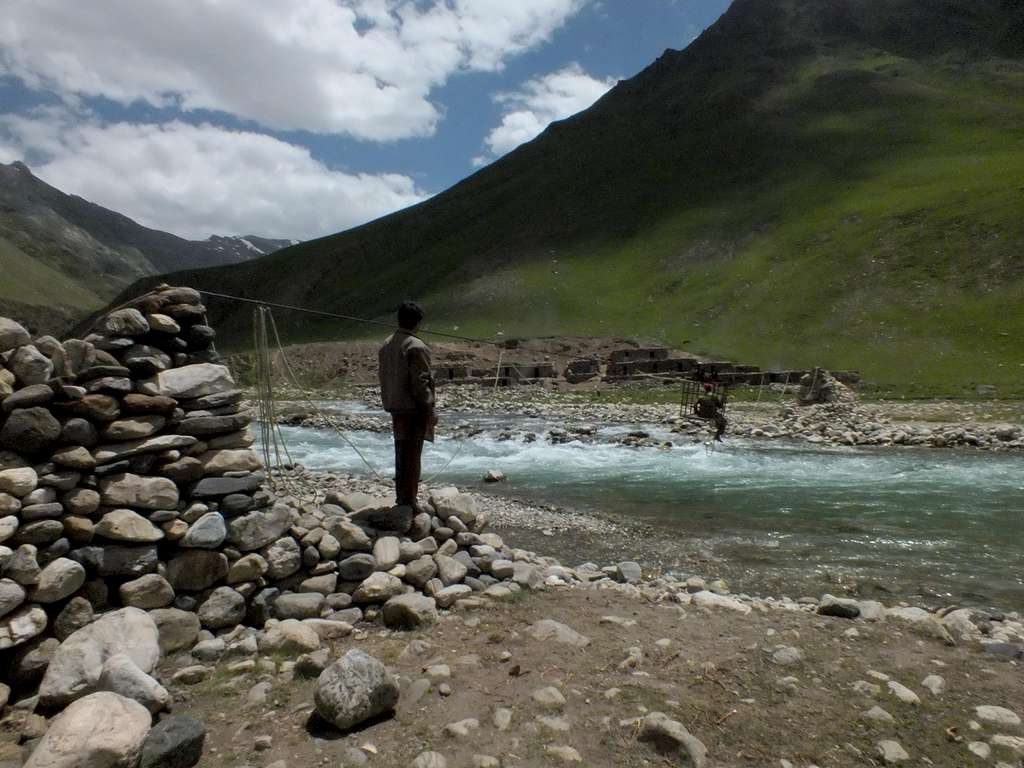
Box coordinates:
[397,301,424,330]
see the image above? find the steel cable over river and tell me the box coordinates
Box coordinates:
[206,289,1024,609]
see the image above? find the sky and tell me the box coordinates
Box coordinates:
[0,0,732,242]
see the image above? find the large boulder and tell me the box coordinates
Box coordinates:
[0,317,31,353]
[122,345,172,375]
[72,544,159,578]
[102,416,166,441]
[0,513,17,542]
[156,364,234,399]
[165,551,228,591]
[326,518,373,551]
[404,556,438,588]
[120,574,175,610]
[103,308,150,336]
[352,572,404,604]
[382,594,437,630]
[373,536,401,570]
[63,339,96,376]
[30,558,86,603]
[176,414,251,437]
[359,505,413,534]
[227,504,291,551]
[149,608,201,654]
[258,619,320,654]
[100,474,179,511]
[8,345,54,385]
[429,487,485,531]
[0,407,62,453]
[61,419,99,449]
[226,553,267,583]
[2,383,54,412]
[887,607,955,645]
[273,592,324,620]
[97,653,170,714]
[58,393,120,422]
[338,553,376,581]
[0,466,37,497]
[23,691,151,768]
[180,512,227,549]
[139,716,206,768]
[0,578,26,618]
[197,587,245,629]
[39,607,160,709]
[818,594,861,619]
[262,537,301,580]
[95,509,164,543]
[190,475,262,498]
[527,620,590,648]
[314,650,400,731]
[54,597,94,640]
[198,449,262,475]
[638,712,708,767]
[434,554,468,586]
[0,605,48,649]
[93,435,197,464]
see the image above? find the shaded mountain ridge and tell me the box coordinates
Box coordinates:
[0,161,295,332]
[116,0,1024,394]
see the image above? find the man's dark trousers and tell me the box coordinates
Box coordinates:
[393,412,429,507]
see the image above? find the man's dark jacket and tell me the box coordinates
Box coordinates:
[378,330,435,440]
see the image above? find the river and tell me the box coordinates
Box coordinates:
[265,403,1024,609]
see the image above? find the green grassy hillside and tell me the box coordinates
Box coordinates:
[0,236,105,332]
[0,161,295,333]
[136,0,1024,396]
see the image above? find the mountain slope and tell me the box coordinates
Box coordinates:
[140,0,1024,395]
[0,161,295,332]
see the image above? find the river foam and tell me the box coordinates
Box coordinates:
[268,411,1024,607]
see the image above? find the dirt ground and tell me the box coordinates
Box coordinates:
[168,588,1023,768]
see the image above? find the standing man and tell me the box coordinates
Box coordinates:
[379,301,436,510]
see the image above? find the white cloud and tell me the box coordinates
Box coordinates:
[0,0,587,141]
[0,112,429,240]
[0,143,19,164]
[482,63,615,158]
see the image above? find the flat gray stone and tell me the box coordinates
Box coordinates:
[191,475,262,499]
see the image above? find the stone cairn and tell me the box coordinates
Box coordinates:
[0,285,568,766]
[796,366,855,406]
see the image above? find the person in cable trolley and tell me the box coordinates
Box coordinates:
[694,382,727,442]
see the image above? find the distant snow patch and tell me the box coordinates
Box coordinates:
[237,237,264,254]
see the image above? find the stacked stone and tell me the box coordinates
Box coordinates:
[0,285,561,756]
[0,288,255,653]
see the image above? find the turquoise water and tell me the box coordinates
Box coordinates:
[268,408,1024,608]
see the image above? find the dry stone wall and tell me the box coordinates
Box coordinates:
[1,288,269,656]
